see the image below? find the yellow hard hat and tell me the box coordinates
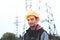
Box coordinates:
[25,11,40,22]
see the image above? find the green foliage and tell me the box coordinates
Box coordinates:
[0,32,17,40]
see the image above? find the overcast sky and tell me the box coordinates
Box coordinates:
[0,0,60,38]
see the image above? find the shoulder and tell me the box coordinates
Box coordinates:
[39,28,48,34]
[24,28,30,37]
[42,31,48,36]
[38,28,45,34]
[38,28,48,37]
[38,28,49,40]
[41,31,49,40]
[24,32,28,37]
[40,28,48,37]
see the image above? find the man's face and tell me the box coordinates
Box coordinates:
[27,16,37,27]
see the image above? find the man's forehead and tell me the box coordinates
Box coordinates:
[27,15,35,19]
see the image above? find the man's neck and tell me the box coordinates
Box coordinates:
[30,24,37,30]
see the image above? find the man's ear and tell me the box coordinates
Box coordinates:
[36,18,39,22]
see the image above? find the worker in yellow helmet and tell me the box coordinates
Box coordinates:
[24,11,49,40]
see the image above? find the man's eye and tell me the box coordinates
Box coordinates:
[27,19,29,21]
[31,18,34,20]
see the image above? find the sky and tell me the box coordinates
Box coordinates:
[0,0,60,38]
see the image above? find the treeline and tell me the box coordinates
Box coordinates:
[0,32,21,40]
[49,34,60,40]
[0,32,60,40]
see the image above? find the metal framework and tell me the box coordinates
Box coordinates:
[25,0,57,40]
[25,0,32,11]
[45,2,57,40]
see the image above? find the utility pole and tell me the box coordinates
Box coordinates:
[14,16,22,37]
[14,16,19,37]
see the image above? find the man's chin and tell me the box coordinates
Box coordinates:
[30,25,34,27]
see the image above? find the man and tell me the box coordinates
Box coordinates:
[24,11,49,40]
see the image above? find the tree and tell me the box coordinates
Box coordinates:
[1,32,17,40]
